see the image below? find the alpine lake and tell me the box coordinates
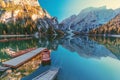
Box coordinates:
[0,35,120,80]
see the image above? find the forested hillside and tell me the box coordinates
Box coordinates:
[90,14,120,34]
[0,0,51,35]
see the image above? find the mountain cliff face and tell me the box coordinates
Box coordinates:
[89,14,120,34]
[0,0,51,23]
[60,15,77,31]
[0,0,62,35]
[61,6,120,34]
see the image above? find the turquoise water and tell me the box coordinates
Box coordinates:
[1,36,120,80]
[51,45,120,80]
[22,36,120,80]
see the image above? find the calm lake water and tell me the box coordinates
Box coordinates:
[0,36,120,80]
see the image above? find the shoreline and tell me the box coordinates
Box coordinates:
[0,35,32,37]
[88,34,120,38]
[109,35,120,38]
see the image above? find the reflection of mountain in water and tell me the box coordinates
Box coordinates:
[38,35,117,59]
[90,37,120,59]
[1,36,118,64]
[0,38,38,62]
[22,36,120,80]
[38,36,62,50]
[1,36,118,79]
[0,36,61,63]
[61,36,117,59]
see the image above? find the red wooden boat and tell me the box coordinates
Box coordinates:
[41,49,51,66]
[0,39,8,42]
[41,49,51,61]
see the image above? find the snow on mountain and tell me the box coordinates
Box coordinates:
[61,6,120,33]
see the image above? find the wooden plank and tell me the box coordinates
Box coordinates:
[32,67,59,80]
[2,48,45,68]
[0,66,9,72]
[0,35,30,37]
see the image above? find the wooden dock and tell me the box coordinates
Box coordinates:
[2,48,45,68]
[0,66,9,72]
[32,67,59,80]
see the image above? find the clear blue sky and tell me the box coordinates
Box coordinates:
[38,0,120,22]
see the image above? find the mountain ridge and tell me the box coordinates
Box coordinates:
[60,6,120,34]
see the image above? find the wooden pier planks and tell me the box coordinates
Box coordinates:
[32,67,59,80]
[2,48,45,68]
[0,66,9,72]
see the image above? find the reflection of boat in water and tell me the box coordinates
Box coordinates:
[41,49,51,66]
[0,39,8,42]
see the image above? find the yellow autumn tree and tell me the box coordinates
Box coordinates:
[0,1,6,8]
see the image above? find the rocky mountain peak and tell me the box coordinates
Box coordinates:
[0,0,51,23]
[3,0,39,6]
[0,0,64,36]
[60,6,120,34]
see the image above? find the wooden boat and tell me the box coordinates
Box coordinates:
[0,66,9,72]
[0,39,8,42]
[32,67,59,80]
[41,49,51,66]
[41,49,51,61]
